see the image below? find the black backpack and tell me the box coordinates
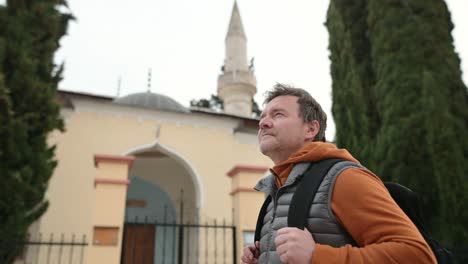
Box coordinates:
[254,158,454,264]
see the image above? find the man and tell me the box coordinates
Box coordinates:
[241,84,436,264]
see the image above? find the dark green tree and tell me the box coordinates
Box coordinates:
[0,1,72,262]
[251,98,261,118]
[190,95,262,118]
[327,0,468,255]
[190,94,224,112]
[326,0,378,166]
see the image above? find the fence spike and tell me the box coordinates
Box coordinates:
[58,233,65,263]
[232,207,235,226]
[46,234,53,264]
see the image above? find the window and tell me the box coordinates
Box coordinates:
[93,226,119,246]
[243,230,255,246]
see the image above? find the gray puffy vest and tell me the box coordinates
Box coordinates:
[254,161,360,263]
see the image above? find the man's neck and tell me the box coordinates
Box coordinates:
[270,152,293,165]
[269,143,315,165]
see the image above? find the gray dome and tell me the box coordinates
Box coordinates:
[114,92,188,113]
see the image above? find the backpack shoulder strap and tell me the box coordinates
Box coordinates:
[253,158,346,242]
[288,158,345,229]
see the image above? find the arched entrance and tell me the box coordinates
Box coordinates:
[121,142,201,264]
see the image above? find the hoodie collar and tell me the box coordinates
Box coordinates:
[255,162,310,196]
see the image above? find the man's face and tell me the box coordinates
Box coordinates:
[258,95,314,164]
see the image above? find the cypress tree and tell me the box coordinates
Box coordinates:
[367,0,468,245]
[327,0,468,255]
[326,0,378,166]
[0,1,72,262]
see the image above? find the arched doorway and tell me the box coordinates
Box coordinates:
[121,142,201,264]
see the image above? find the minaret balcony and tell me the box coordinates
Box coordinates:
[217,70,257,90]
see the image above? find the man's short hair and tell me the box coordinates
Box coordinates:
[263,83,327,142]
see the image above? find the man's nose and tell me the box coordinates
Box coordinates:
[259,116,272,129]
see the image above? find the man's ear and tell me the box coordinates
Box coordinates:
[304,120,320,141]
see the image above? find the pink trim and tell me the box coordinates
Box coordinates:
[94,154,135,168]
[227,165,269,177]
[230,187,257,196]
[94,178,130,187]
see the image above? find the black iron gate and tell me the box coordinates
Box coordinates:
[121,219,237,264]
[122,188,237,264]
[121,217,237,264]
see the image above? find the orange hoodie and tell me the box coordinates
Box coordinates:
[272,142,437,264]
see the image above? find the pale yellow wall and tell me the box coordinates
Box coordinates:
[93,184,127,226]
[42,107,158,240]
[237,192,265,229]
[88,247,121,264]
[232,171,267,191]
[232,192,266,264]
[41,95,271,263]
[88,160,130,264]
[230,170,268,264]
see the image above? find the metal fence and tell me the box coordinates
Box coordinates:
[121,217,237,264]
[4,234,88,264]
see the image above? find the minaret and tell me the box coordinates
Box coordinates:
[217,1,257,117]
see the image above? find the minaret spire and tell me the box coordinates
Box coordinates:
[224,1,248,73]
[217,1,257,117]
[226,1,246,40]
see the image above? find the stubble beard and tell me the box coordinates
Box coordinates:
[259,137,278,160]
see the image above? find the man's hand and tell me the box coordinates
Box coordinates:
[274,227,316,264]
[241,241,260,263]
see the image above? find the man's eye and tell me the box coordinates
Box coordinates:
[274,112,283,117]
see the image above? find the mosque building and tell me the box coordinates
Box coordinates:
[23,2,271,264]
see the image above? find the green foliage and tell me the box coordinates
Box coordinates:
[326,0,378,166]
[251,98,261,118]
[190,94,262,118]
[190,94,224,112]
[327,0,468,257]
[0,1,72,262]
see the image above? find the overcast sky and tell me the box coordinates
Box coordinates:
[1,0,466,140]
